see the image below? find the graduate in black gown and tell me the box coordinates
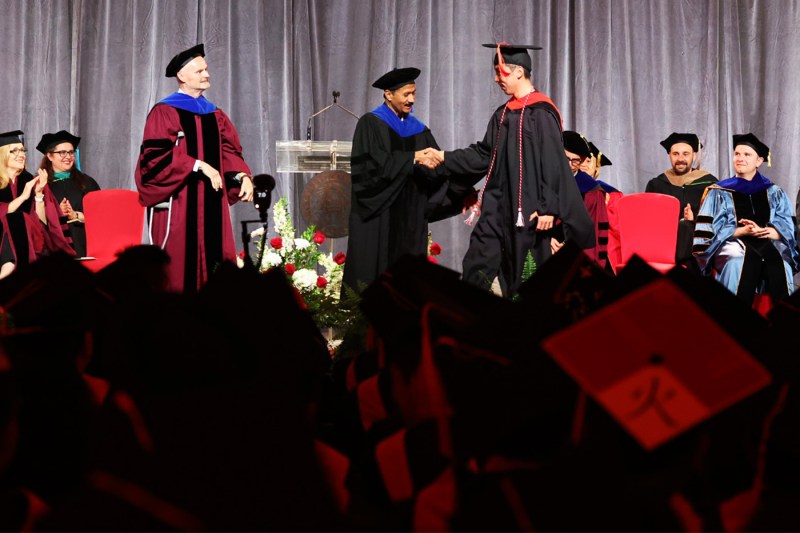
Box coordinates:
[425,44,594,297]
[36,131,100,257]
[342,68,477,293]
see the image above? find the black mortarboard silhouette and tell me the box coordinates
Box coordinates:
[733,132,770,159]
[371,67,420,91]
[0,252,105,332]
[588,141,612,166]
[36,130,81,154]
[0,130,24,148]
[660,132,701,153]
[563,130,591,159]
[482,43,542,72]
[165,43,205,78]
[517,240,613,338]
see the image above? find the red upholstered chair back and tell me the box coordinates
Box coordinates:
[614,192,680,273]
[83,189,144,270]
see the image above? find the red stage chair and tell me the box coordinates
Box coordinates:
[81,189,144,272]
[610,192,680,274]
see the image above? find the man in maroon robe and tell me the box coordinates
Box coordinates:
[135,44,254,292]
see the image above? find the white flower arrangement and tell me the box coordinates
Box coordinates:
[250,197,349,332]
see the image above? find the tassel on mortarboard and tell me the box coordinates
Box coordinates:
[495,42,512,76]
[595,151,603,177]
[768,151,772,168]
[695,140,703,170]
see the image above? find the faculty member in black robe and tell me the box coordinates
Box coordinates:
[342,68,477,293]
[36,131,101,257]
[425,44,594,297]
[645,132,717,271]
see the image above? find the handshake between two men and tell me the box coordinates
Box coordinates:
[411,145,555,232]
[414,147,445,169]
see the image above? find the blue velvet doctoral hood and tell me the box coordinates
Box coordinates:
[716,171,773,194]
[160,92,218,115]
[370,103,426,138]
[574,170,619,194]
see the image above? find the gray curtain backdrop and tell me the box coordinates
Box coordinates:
[2,0,798,272]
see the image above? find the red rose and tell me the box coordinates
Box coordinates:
[334,252,346,265]
[270,237,283,249]
[427,256,438,264]
[237,250,246,259]
[429,242,442,256]
[285,263,296,275]
[317,276,328,288]
[313,231,326,244]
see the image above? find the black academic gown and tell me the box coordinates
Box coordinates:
[342,112,476,293]
[49,173,101,257]
[443,99,594,296]
[645,171,717,268]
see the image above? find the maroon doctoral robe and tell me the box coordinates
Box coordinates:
[0,170,75,265]
[135,101,251,292]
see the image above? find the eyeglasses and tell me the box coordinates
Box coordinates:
[567,157,583,165]
[9,148,26,156]
[50,150,76,158]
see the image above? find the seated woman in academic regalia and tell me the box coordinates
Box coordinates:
[693,133,798,304]
[36,130,100,257]
[0,130,74,279]
[553,131,622,272]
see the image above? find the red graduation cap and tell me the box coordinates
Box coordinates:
[543,278,771,451]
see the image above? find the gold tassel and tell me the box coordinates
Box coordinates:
[594,151,602,178]
[695,140,703,170]
[768,151,772,167]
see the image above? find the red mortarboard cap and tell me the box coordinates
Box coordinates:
[601,255,771,359]
[597,256,777,500]
[543,278,772,451]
